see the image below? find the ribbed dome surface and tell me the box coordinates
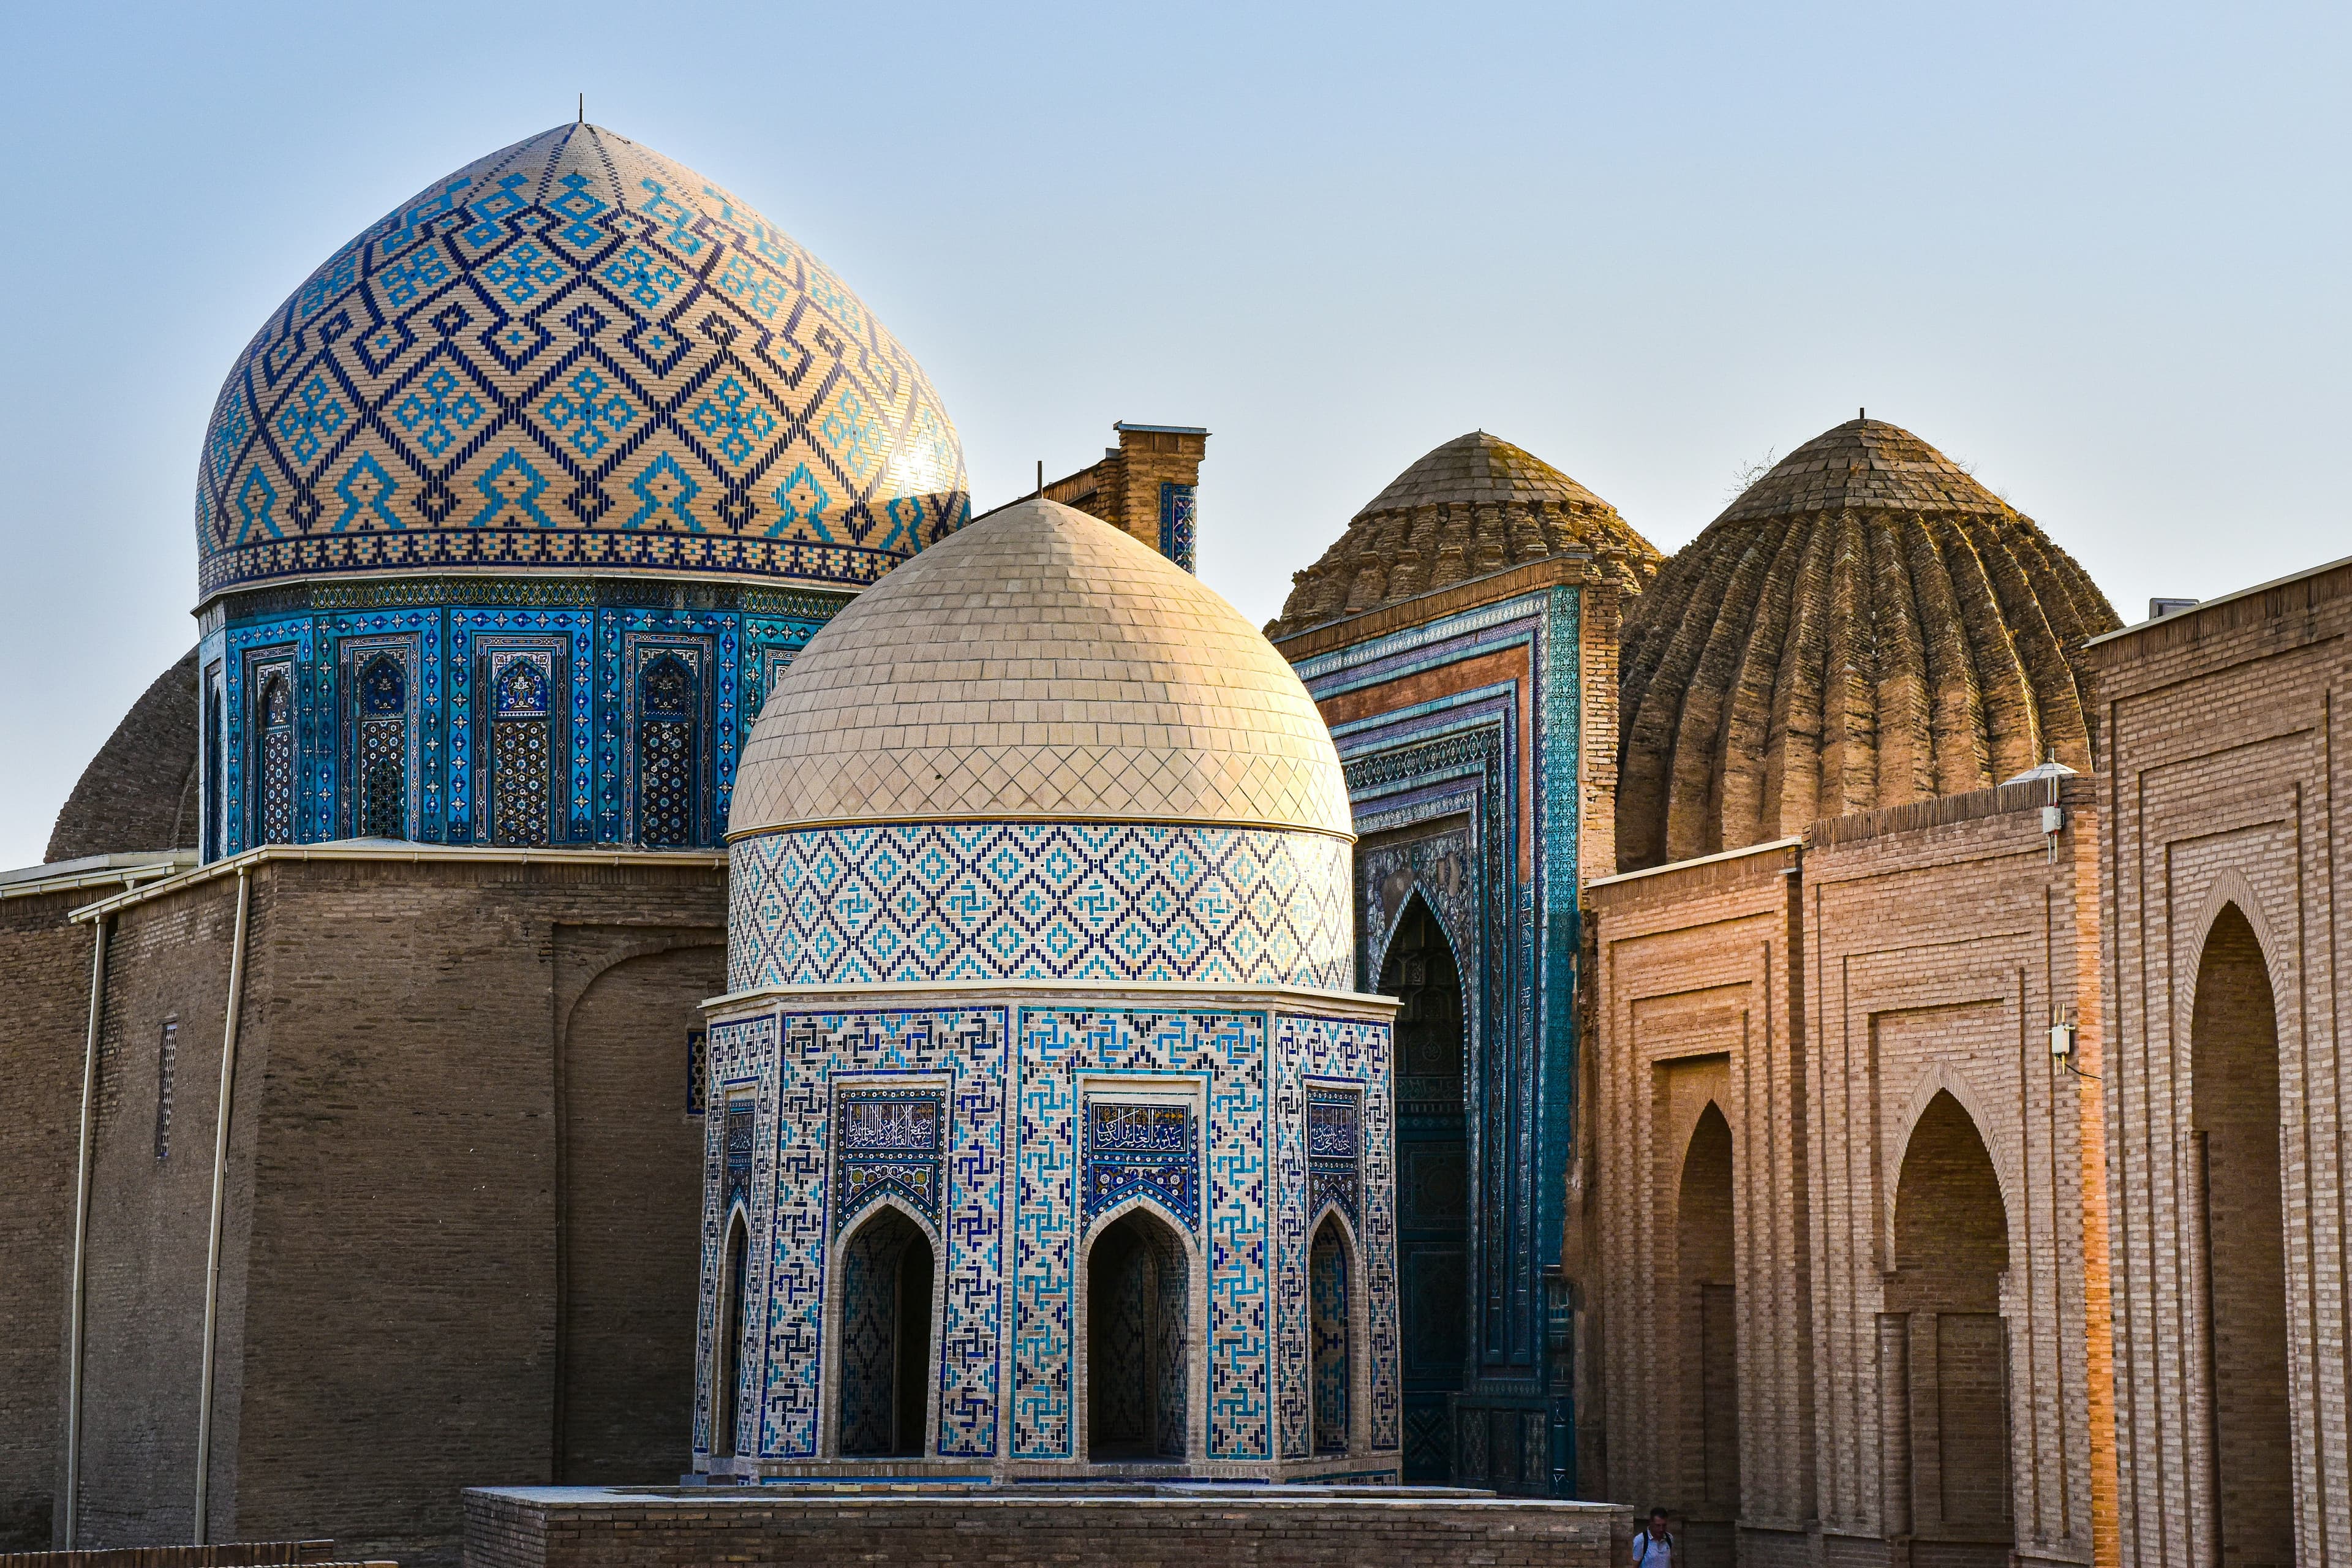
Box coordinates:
[1616,418,2119,873]
[1266,432,1659,638]
[196,123,965,600]
[732,498,1353,837]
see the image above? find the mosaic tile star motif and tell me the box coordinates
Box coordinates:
[195,123,967,597]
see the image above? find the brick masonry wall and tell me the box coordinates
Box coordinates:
[69,854,724,1568]
[2084,560,2352,1568]
[1587,778,2114,1568]
[459,1487,1635,1568]
[1586,841,1804,1567]
[0,891,104,1548]
[1804,780,2103,1568]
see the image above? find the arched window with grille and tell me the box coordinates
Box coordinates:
[488,654,554,846]
[251,666,296,846]
[356,652,408,839]
[636,653,698,848]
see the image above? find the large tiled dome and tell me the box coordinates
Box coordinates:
[733,497,1352,837]
[1616,417,2120,872]
[195,123,966,601]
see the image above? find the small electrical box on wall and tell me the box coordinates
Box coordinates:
[2041,804,2066,836]
[2050,1020,2076,1060]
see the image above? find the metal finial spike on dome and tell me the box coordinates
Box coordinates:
[577,93,584,125]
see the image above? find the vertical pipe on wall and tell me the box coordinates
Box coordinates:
[62,913,109,1549]
[193,866,252,1543]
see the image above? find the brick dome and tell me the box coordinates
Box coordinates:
[1615,417,2119,873]
[195,123,966,603]
[1265,432,1659,639]
[46,650,199,862]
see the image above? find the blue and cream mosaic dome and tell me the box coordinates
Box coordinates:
[195,123,967,601]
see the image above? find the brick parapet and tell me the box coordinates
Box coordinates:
[460,1487,1634,1568]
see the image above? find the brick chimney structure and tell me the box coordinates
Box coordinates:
[1042,422,1208,571]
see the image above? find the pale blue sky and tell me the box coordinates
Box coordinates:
[2,1,2344,870]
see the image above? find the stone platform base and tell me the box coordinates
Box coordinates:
[462,1483,1634,1568]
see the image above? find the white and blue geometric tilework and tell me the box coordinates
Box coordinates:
[196,123,967,599]
[726,822,1354,993]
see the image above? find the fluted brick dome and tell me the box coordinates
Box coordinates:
[1616,417,2119,873]
[1265,432,1659,639]
[195,123,966,601]
[732,497,1353,837]
[47,650,200,862]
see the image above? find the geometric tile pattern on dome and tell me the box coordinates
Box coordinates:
[730,500,1354,839]
[726,822,1353,993]
[195,123,966,598]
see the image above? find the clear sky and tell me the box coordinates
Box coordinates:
[1,1,2344,872]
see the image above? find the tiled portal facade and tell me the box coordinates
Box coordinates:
[692,990,1396,1478]
[1276,544,1645,1495]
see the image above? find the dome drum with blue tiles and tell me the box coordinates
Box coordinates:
[190,126,967,861]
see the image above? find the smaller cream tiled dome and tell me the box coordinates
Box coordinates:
[731,497,1354,837]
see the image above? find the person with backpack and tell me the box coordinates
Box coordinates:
[1631,1507,1673,1568]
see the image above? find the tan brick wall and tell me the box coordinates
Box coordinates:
[68,855,723,1568]
[461,1487,1636,1568]
[2086,560,2352,1568]
[1588,777,2112,1568]
[0,892,104,1548]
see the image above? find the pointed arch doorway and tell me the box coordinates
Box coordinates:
[1384,895,1468,1483]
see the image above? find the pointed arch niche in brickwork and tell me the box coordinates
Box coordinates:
[2189,902,2293,1568]
[1887,1091,2014,1558]
[1676,1102,1738,1526]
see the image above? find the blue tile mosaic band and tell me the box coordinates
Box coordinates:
[727,821,1353,992]
[196,124,968,598]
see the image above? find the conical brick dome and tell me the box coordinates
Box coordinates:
[1265,432,1659,639]
[1615,417,2119,873]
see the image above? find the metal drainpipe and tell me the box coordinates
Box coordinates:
[193,866,251,1543]
[62,912,109,1548]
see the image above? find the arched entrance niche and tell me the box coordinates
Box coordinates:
[712,1210,750,1459]
[2190,903,2292,1568]
[835,1204,935,1458]
[1888,1090,2013,1560]
[1381,894,1468,1482]
[1676,1102,1738,1549]
[1310,1212,1355,1456]
[1086,1206,1190,1461]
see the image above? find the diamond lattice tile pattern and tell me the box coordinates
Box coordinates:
[732,499,1354,837]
